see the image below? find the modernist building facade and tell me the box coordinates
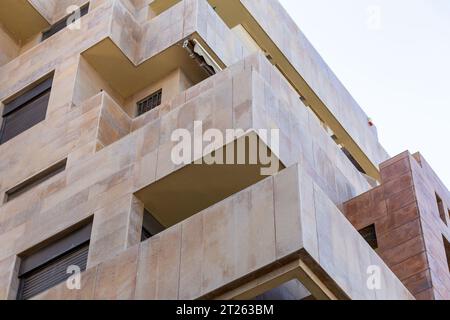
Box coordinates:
[0,0,448,300]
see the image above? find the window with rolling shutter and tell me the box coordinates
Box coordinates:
[1,77,53,145]
[17,223,92,300]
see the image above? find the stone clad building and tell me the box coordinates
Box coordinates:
[0,0,448,300]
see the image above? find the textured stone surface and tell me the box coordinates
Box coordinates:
[344,151,450,300]
[0,0,425,300]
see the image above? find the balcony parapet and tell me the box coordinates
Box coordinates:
[31,163,413,300]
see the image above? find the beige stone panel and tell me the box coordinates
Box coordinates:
[93,245,139,299]
[88,193,136,267]
[133,149,158,191]
[273,166,302,259]
[234,177,276,276]
[178,212,204,300]
[201,199,236,294]
[135,225,182,299]
[0,224,27,263]
[314,183,352,296]
[0,256,18,300]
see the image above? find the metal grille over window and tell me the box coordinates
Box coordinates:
[137,89,162,116]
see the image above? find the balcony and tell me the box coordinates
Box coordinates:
[208,0,389,180]
[31,163,413,300]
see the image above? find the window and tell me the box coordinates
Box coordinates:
[137,89,162,116]
[443,236,450,273]
[358,224,378,250]
[4,159,67,203]
[41,4,89,41]
[1,77,53,144]
[141,209,165,241]
[17,222,92,300]
[436,193,447,225]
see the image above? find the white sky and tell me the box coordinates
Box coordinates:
[279,0,450,188]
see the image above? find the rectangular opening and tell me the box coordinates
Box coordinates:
[4,158,67,203]
[135,133,283,229]
[141,209,165,242]
[17,220,92,300]
[41,4,89,41]
[1,76,53,144]
[358,224,378,250]
[254,279,313,301]
[137,89,162,116]
[436,193,447,225]
[443,236,450,273]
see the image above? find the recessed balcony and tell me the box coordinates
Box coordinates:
[135,131,283,228]
[76,0,233,118]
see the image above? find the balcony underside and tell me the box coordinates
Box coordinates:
[208,0,388,180]
[0,0,49,43]
[136,132,283,227]
[82,37,211,98]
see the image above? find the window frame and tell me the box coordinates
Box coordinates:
[136,89,163,117]
[1,77,53,145]
[17,221,92,300]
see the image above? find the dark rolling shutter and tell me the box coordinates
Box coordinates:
[17,223,92,300]
[18,243,89,300]
[1,77,53,145]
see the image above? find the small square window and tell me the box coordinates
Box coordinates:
[436,193,447,225]
[137,89,162,116]
[358,224,378,250]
